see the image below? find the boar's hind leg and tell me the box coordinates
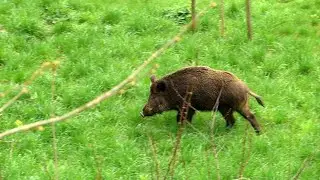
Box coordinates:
[176,109,195,124]
[219,106,235,129]
[237,104,261,134]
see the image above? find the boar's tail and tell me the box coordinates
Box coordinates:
[249,91,265,107]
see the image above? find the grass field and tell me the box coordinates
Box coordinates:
[0,0,319,179]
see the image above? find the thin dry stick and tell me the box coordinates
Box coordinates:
[219,0,225,37]
[93,148,103,180]
[94,158,103,180]
[50,64,59,180]
[0,3,216,140]
[9,141,15,160]
[173,82,224,179]
[238,123,250,179]
[148,135,161,180]
[209,87,223,180]
[245,0,253,40]
[165,86,193,180]
[170,80,197,111]
[0,84,20,98]
[182,158,190,180]
[171,82,223,149]
[0,87,28,114]
[291,155,314,180]
[191,0,196,31]
[166,116,185,180]
[242,127,253,179]
[205,149,212,179]
[0,62,56,113]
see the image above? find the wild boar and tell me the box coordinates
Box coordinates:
[141,66,264,134]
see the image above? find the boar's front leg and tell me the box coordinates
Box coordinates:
[176,109,195,124]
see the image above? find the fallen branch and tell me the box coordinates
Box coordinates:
[0,3,216,139]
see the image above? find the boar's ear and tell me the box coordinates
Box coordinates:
[150,75,156,83]
[156,80,167,92]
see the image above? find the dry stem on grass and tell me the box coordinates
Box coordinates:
[0,87,28,114]
[209,87,223,180]
[245,0,253,40]
[170,80,224,179]
[191,0,196,31]
[9,141,15,160]
[148,135,161,180]
[291,153,315,180]
[92,147,103,180]
[0,61,59,114]
[238,123,252,179]
[50,64,59,180]
[219,0,225,37]
[164,85,193,180]
[205,149,212,179]
[0,2,217,140]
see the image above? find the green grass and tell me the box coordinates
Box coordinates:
[0,0,320,179]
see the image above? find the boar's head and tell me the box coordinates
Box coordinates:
[141,75,172,117]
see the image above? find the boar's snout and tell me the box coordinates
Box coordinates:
[141,105,154,117]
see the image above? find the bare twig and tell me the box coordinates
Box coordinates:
[170,80,197,111]
[94,152,103,180]
[0,2,216,140]
[291,155,314,180]
[171,81,222,148]
[0,87,28,113]
[0,62,57,113]
[148,135,161,180]
[219,0,225,37]
[191,0,196,31]
[9,141,15,160]
[0,84,20,98]
[182,158,190,180]
[245,0,253,40]
[209,87,223,180]
[50,63,59,180]
[238,123,252,179]
[165,85,193,179]
[171,80,224,179]
[205,149,212,179]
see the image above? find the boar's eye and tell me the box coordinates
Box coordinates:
[156,81,166,92]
